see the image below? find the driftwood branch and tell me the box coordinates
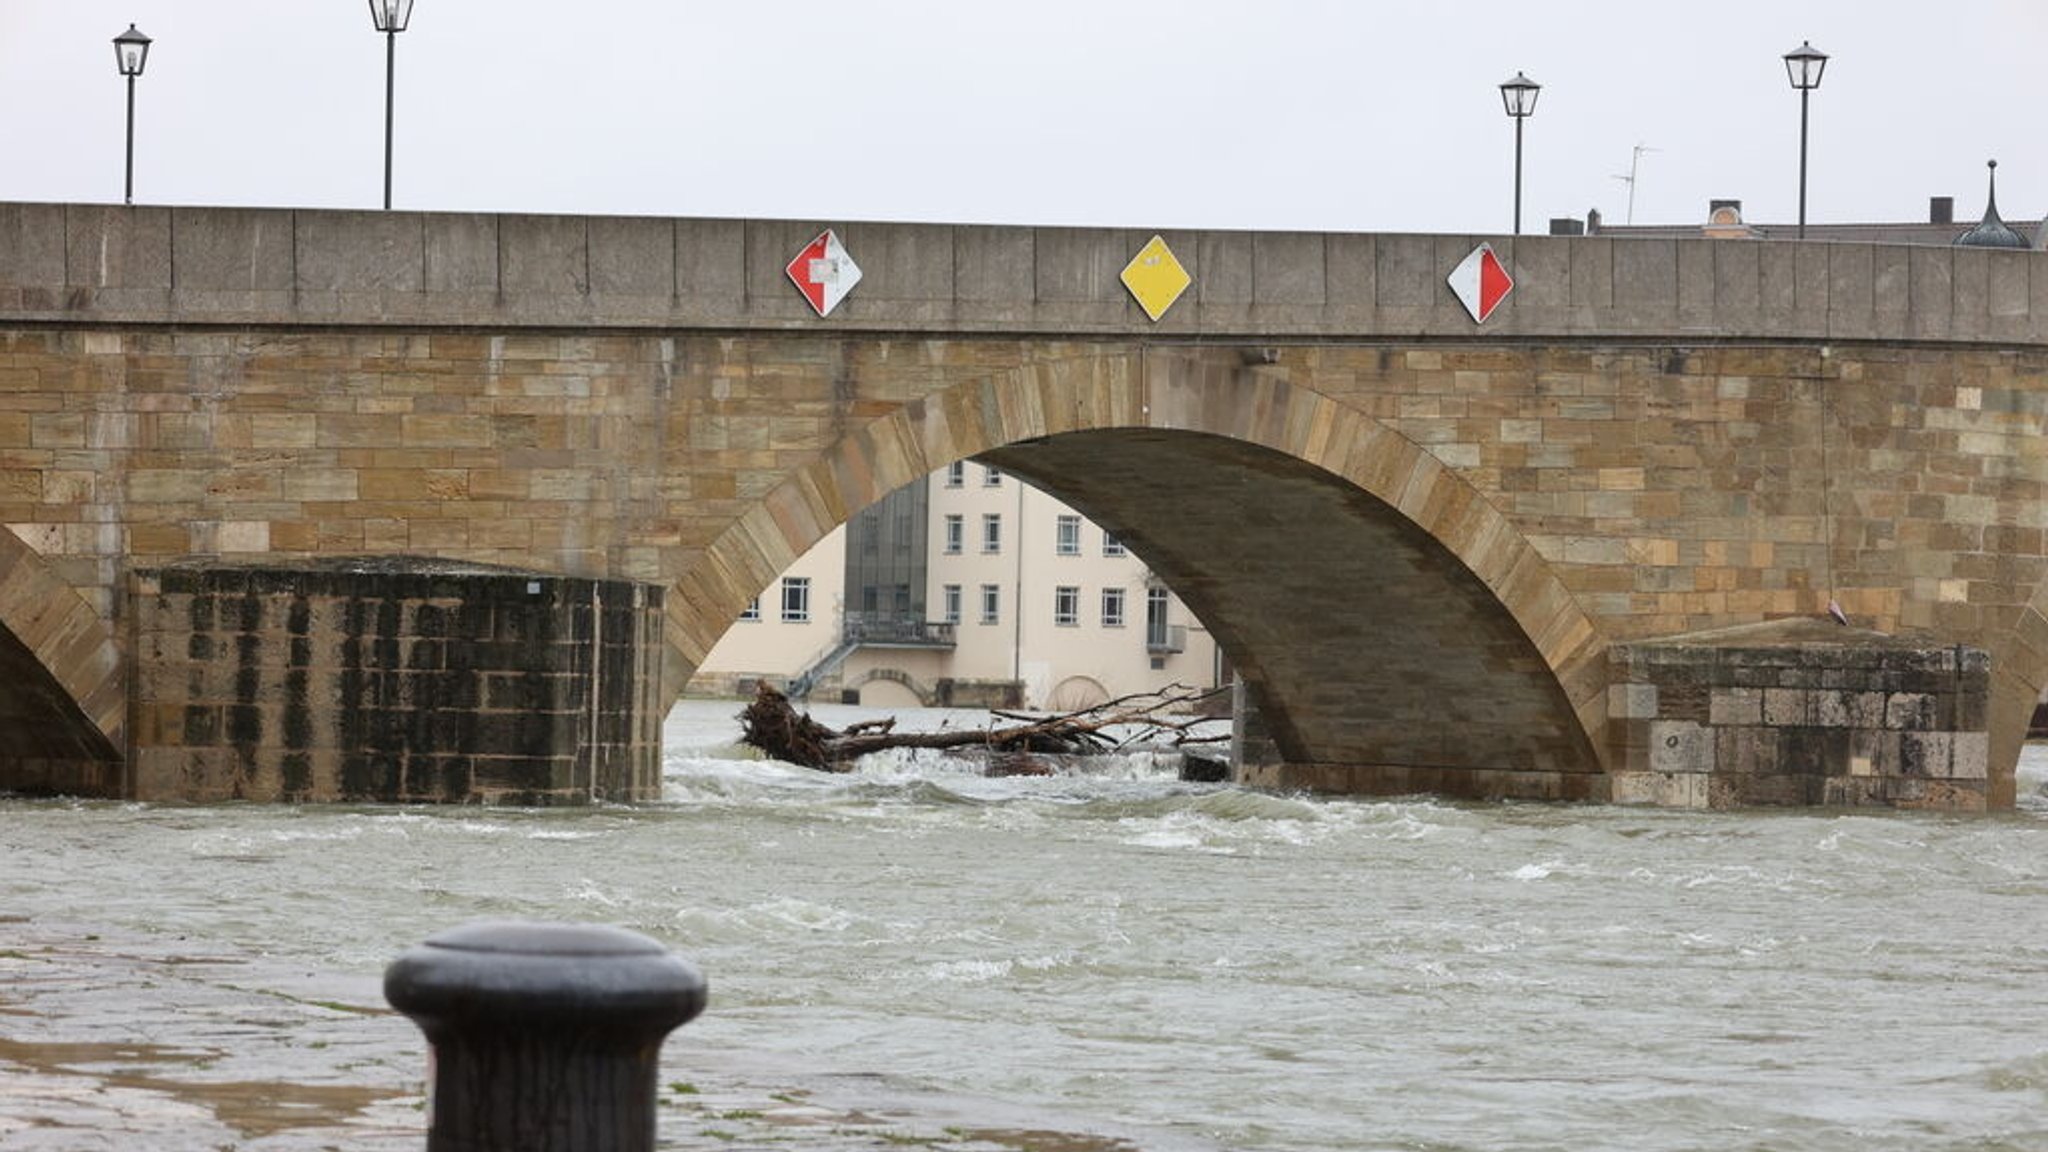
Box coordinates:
[738,680,1230,775]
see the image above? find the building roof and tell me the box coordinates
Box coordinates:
[1575,167,2042,247]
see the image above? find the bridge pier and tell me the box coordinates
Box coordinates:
[127,559,667,804]
[1606,621,1996,810]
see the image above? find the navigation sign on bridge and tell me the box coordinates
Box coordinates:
[1447,242,1514,324]
[1120,235,1192,322]
[786,229,863,317]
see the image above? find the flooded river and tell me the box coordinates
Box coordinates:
[4,699,2048,1151]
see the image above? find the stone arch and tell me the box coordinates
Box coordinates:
[672,347,1610,794]
[0,528,125,792]
[843,667,939,707]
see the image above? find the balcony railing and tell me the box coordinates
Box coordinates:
[844,613,957,648]
[1146,624,1187,655]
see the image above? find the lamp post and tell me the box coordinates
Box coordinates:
[112,24,151,206]
[1782,40,1828,239]
[1499,72,1540,236]
[369,0,416,211]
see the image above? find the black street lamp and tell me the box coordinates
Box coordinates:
[112,24,151,206]
[369,0,416,211]
[1783,40,1828,239]
[1499,72,1540,236]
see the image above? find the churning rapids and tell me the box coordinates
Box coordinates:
[3,699,2048,1151]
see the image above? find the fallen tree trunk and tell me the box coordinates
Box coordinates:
[738,680,1229,774]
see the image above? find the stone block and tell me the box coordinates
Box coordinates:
[1762,687,1813,726]
[1826,243,1874,337]
[1510,236,1570,309]
[0,204,66,289]
[588,216,674,297]
[172,207,294,291]
[1611,771,1707,807]
[1713,726,1777,776]
[1613,239,1677,308]
[1609,681,1658,719]
[1815,689,1887,729]
[1712,241,1760,316]
[1884,692,1938,730]
[674,217,744,302]
[1847,729,1898,777]
[953,225,1034,305]
[1197,232,1253,306]
[64,205,173,290]
[295,210,424,292]
[1253,233,1326,305]
[424,214,499,291]
[501,215,588,295]
[1324,233,1377,310]
[1952,732,1989,780]
[1909,248,1955,340]
[1709,687,1761,726]
[1033,227,1126,304]
[1648,719,1714,774]
[1899,730,1953,777]
[1373,234,1436,307]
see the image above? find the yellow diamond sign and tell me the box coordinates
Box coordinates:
[1120,234,1191,322]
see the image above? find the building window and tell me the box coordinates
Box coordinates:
[1102,533,1127,557]
[1101,587,1125,628]
[942,584,962,625]
[739,597,761,622]
[980,583,1001,624]
[1055,515,1081,556]
[1145,588,1169,648]
[945,461,965,487]
[944,514,964,555]
[781,577,811,623]
[983,465,1002,487]
[1054,586,1079,626]
[982,513,1002,554]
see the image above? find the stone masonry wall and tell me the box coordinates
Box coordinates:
[1608,620,1991,810]
[2,204,2047,805]
[130,560,665,804]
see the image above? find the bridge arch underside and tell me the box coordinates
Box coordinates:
[981,429,1604,801]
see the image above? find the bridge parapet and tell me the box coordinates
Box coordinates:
[2,203,2043,347]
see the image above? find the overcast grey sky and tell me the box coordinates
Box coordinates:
[1,1,2040,235]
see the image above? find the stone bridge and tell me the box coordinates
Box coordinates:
[0,203,2043,808]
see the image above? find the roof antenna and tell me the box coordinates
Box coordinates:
[1611,143,1660,224]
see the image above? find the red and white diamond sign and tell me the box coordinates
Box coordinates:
[1447,242,1514,324]
[786,229,863,317]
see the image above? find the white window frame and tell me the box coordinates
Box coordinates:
[1102,533,1127,557]
[1100,587,1125,628]
[942,584,962,625]
[781,577,811,623]
[1145,587,1169,647]
[945,461,965,487]
[980,583,1001,624]
[1055,514,1081,556]
[983,465,1003,487]
[738,597,761,622]
[982,513,1002,554]
[1054,585,1080,626]
[944,514,964,555]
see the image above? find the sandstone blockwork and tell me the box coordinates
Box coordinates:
[3,210,2048,810]
[1608,621,1994,810]
[128,560,665,804]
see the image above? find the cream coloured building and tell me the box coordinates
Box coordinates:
[693,463,1221,710]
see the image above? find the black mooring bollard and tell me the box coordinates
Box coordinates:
[384,920,707,1152]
